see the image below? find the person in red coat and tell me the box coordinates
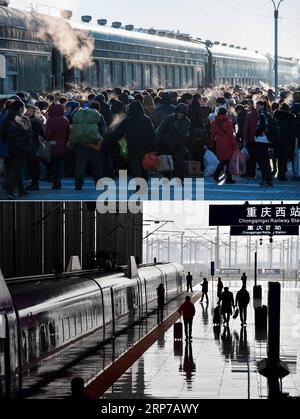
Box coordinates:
[210,107,238,184]
[45,104,70,190]
[178,296,196,341]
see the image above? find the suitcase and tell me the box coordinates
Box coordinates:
[184,161,202,177]
[255,305,268,330]
[174,322,183,341]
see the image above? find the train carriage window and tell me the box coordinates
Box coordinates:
[63,318,70,341]
[40,325,48,354]
[88,309,93,330]
[21,331,27,364]
[152,65,159,88]
[144,64,151,88]
[187,67,193,88]
[93,307,98,327]
[174,67,180,89]
[61,319,64,342]
[125,63,134,89]
[82,311,88,332]
[70,316,76,338]
[181,67,187,88]
[159,66,167,89]
[167,66,174,89]
[49,322,56,348]
[136,64,143,89]
[3,55,18,93]
[76,313,82,335]
[114,62,123,87]
[104,62,112,87]
[28,328,37,362]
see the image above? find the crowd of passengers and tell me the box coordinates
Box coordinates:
[1,84,300,199]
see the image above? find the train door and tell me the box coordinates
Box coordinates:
[51,48,63,91]
[62,57,75,91]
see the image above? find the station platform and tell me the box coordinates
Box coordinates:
[91,280,300,400]
[28,279,300,399]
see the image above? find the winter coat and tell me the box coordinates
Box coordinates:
[235,289,250,308]
[153,103,175,127]
[45,104,70,157]
[220,291,234,315]
[0,112,9,158]
[110,101,157,159]
[188,103,203,132]
[178,301,196,321]
[210,115,237,161]
[274,109,296,156]
[243,109,258,144]
[236,110,247,143]
[69,108,103,147]
[100,102,113,128]
[29,115,45,158]
[157,114,191,154]
[1,111,33,154]
[201,281,208,294]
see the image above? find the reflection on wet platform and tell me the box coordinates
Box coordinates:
[103,281,300,399]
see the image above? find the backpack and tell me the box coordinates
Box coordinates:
[265,113,280,144]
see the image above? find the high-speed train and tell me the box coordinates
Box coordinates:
[0,261,185,399]
[0,3,299,95]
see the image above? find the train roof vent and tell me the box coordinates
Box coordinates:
[61,10,73,20]
[81,15,92,23]
[125,24,134,31]
[255,50,259,54]
[214,41,220,45]
[0,0,10,5]
[221,43,227,46]
[243,47,248,50]
[236,46,241,49]
[97,19,107,26]
[112,21,122,28]
[158,31,167,36]
[148,28,156,35]
[167,32,175,38]
[229,44,235,48]
[67,256,82,273]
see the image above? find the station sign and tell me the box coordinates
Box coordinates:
[258,269,281,275]
[220,269,241,275]
[210,204,300,226]
[230,225,299,236]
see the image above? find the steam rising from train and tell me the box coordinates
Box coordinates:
[39,14,95,70]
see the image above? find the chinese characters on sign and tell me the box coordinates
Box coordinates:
[230,226,299,236]
[209,205,300,226]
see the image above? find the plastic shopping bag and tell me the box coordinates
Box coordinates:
[229,151,247,176]
[203,149,219,177]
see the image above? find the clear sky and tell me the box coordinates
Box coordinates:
[10,0,300,58]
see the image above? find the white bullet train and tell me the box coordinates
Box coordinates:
[0,260,185,398]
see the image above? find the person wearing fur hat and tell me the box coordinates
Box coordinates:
[1,100,33,199]
[157,103,191,180]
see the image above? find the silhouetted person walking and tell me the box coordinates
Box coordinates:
[241,273,247,288]
[186,272,193,293]
[235,284,250,327]
[220,287,235,326]
[201,278,209,303]
[178,296,196,341]
[157,283,165,321]
[54,258,63,279]
[217,277,224,300]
